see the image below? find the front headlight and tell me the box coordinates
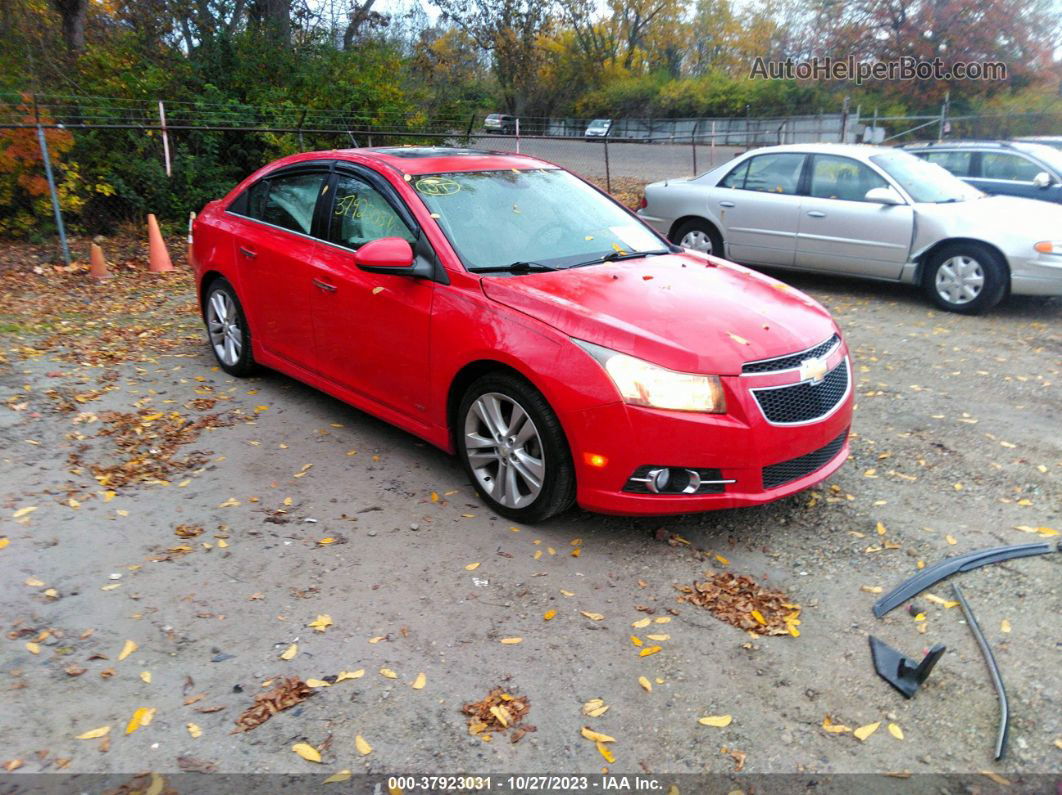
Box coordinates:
[574,340,726,413]
[1034,240,1062,254]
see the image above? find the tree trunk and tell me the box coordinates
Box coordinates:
[251,0,290,46]
[343,0,377,49]
[51,0,88,55]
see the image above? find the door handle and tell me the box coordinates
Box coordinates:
[719,200,735,208]
[239,246,257,259]
[806,211,826,218]
[313,278,337,293]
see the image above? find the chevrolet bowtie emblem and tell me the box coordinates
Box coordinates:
[799,356,829,384]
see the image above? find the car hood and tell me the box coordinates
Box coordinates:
[480,254,838,376]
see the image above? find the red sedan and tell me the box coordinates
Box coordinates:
[192,147,853,521]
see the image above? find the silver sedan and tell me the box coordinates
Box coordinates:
[637,143,1062,313]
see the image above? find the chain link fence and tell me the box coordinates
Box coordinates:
[2,92,1061,260]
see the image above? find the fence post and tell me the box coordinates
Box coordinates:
[158,100,172,177]
[603,127,611,194]
[465,112,476,145]
[515,117,520,154]
[690,119,699,174]
[840,96,850,143]
[31,95,71,266]
[710,121,716,167]
[938,91,950,141]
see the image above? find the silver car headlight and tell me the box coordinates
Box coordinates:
[574,340,726,413]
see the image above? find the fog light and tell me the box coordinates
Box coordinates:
[624,466,736,495]
[647,467,671,493]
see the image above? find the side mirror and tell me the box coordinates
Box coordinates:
[865,186,905,205]
[354,237,415,273]
[1033,171,1054,189]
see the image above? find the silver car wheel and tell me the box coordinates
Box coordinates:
[206,289,242,367]
[935,255,985,305]
[464,392,545,510]
[681,230,712,254]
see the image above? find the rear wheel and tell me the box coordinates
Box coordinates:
[457,373,576,522]
[923,243,1007,314]
[672,219,723,257]
[203,277,257,376]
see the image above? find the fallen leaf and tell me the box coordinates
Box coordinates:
[638,676,652,692]
[292,742,321,763]
[646,634,670,641]
[125,707,156,734]
[698,715,733,728]
[945,534,957,545]
[1000,619,1011,633]
[412,672,426,690]
[631,618,651,628]
[581,726,616,743]
[379,668,398,679]
[336,669,365,682]
[13,506,37,518]
[500,637,523,644]
[76,726,111,740]
[233,676,313,732]
[860,585,883,594]
[876,521,887,535]
[306,679,331,688]
[307,614,333,633]
[581,611,604,621]
[118,639,138,661]
[355,735,372,755]
[140,671,152,684]
[323,770,352,784]
[280,643,298,660]
[597,741,616,763]
[639,645,662,657]
[822,715,851,734]
[25,577,44,587]
[543,610,556,621]
[888,723,904,740]
[465,562,480,571]
[980,771,1010,786]
[654,616,671,624]
[187,723,202,738]
[630,635,643,647]
[25,642,40,654]
[854,721,881,741]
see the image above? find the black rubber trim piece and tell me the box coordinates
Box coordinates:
[952,583,1009,761]
[872,541,1059,618]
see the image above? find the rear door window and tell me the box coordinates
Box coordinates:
[921,150,974,177]
[739,153,806,194]
[261,172,327,234]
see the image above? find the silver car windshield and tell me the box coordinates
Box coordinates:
[870,151,983,204]
[412,168,663,270]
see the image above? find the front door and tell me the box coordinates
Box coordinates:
[310,170,434,415]
[795,154,913,279]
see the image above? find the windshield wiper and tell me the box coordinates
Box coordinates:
[571,249,671,269]
[469,261,558,274]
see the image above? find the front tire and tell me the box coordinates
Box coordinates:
[457,373,576,522]
[203,277,257,376]
[923,243,1007,314]
[672,219,723,257]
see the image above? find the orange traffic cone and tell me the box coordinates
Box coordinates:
[89,241,110,280]
[186,211,197,268]
[147,213,174,273]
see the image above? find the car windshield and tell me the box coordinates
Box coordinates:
[870,150,983,203]
[589,120,609,128]
[412,168,664,271]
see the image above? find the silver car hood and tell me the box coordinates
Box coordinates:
[912,195,1062,257]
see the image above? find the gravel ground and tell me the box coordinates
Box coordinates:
[0,236,1059,790]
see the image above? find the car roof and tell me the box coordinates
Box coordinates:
[736,143,900,159]
[272,147,556,177]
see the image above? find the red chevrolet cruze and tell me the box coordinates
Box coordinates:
[192,147,853,521]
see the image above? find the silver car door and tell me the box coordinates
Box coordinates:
[714,152,805,267]
[795,154,913,279]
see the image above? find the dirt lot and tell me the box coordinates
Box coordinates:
[0,232,1059,790]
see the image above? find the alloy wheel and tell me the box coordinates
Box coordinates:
[935,255,985,305]
[206,289,243,367]
[463,392,545,510]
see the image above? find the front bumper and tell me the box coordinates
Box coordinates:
[562,345,854,516]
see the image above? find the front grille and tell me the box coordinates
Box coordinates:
[752,359,849,424]
[742,334,840,374]
[762,429,848,490]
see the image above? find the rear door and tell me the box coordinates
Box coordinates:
[226,167,329,368]
[795,154,913,279]
[713,152,806,267]
[309,167,434,414]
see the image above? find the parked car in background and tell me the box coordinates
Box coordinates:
[903,140,1062,204]
[483,113,517,135]
[1014,135,1062,150]
[192,147,853,522]
[637,143,1062,313]
[585,119,612,140]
